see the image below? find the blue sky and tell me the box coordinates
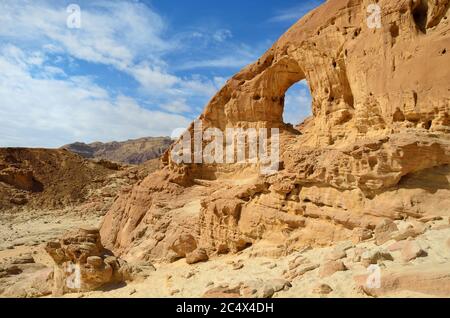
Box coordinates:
[0,0,324,147]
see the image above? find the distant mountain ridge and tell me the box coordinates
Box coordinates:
[62,137,173,164]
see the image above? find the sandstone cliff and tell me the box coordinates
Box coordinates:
[100,0,450,268]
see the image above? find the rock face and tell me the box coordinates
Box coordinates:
[355,264,450,297]
[100,0,450,263]
[0,148,120,211]
[45,228,138,296]
[0,148,161,215]
[0,256,53,298]
[62,137,173,165]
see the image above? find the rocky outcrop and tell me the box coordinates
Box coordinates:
[45,228,153,296]
[100,0,450,263]
[0,255,53,298]
[355,264,450,297]
[0,148,121,211]
[0,148,161,215]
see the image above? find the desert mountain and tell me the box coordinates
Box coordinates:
[0,148,160,212]
[62,137,173,165]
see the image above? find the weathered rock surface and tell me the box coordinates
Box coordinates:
[0,148,160,214]
[45,228,152,296]
[355,264,450,297]
[100,0,450,271]
[203,278,290,299]
[319,260,347,278]
[400,241,428,262]
[0,256,53,298]
[313,284,333,295]
[186,248,209,265]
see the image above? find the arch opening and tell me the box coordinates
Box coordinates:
[282,79,313,128]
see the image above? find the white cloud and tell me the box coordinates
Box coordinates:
[213,29,233,42]
[0,1,169,67]
[0,45,191,148]
[161,99,192,114]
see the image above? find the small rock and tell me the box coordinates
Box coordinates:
[313,284,333,295]
[268,279,291,292]
[171,234,197,258]
[346,247,366,262]
[241,280,275,299]
[129,289,137,295]
[11,254,35,265]
[335,241,355,252]
[374,219,398,245]
[170,289,180,296]
[286,263,319,281]
[233,263,244,270]
[288,256,308,270]
[319,261,347,278]
[387,240,408,252]
[185,271,196,279]
[352,228,374,244]
[262,286,275,298]
[204,285,241,298]
[186,248,209,265]
[401,241,428,262]
[361,249,393,267]
[86,256,104,267]
[392,221,426,241]
[5,265,23,275]
[326,249,347,261]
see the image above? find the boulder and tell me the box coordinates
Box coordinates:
[186,248,209,265]
[361,249,393,267]
[45,228,137,296]
[313,284,333,295]
[319,261,347,278]
[374,220,398,246]
[401,241,428,262]
[170,234,197,258]
[0,262,53,298]
[355,264,450,297]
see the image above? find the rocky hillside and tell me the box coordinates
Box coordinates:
[62,137,173,165]
[0,148,160,212]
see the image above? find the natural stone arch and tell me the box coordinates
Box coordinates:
[202,54,307,130]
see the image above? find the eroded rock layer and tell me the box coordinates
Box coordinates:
[100,0,450,262]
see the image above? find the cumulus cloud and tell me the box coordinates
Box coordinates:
[0,45,191,148]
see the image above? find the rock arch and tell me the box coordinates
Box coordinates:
[101,0,450,261]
